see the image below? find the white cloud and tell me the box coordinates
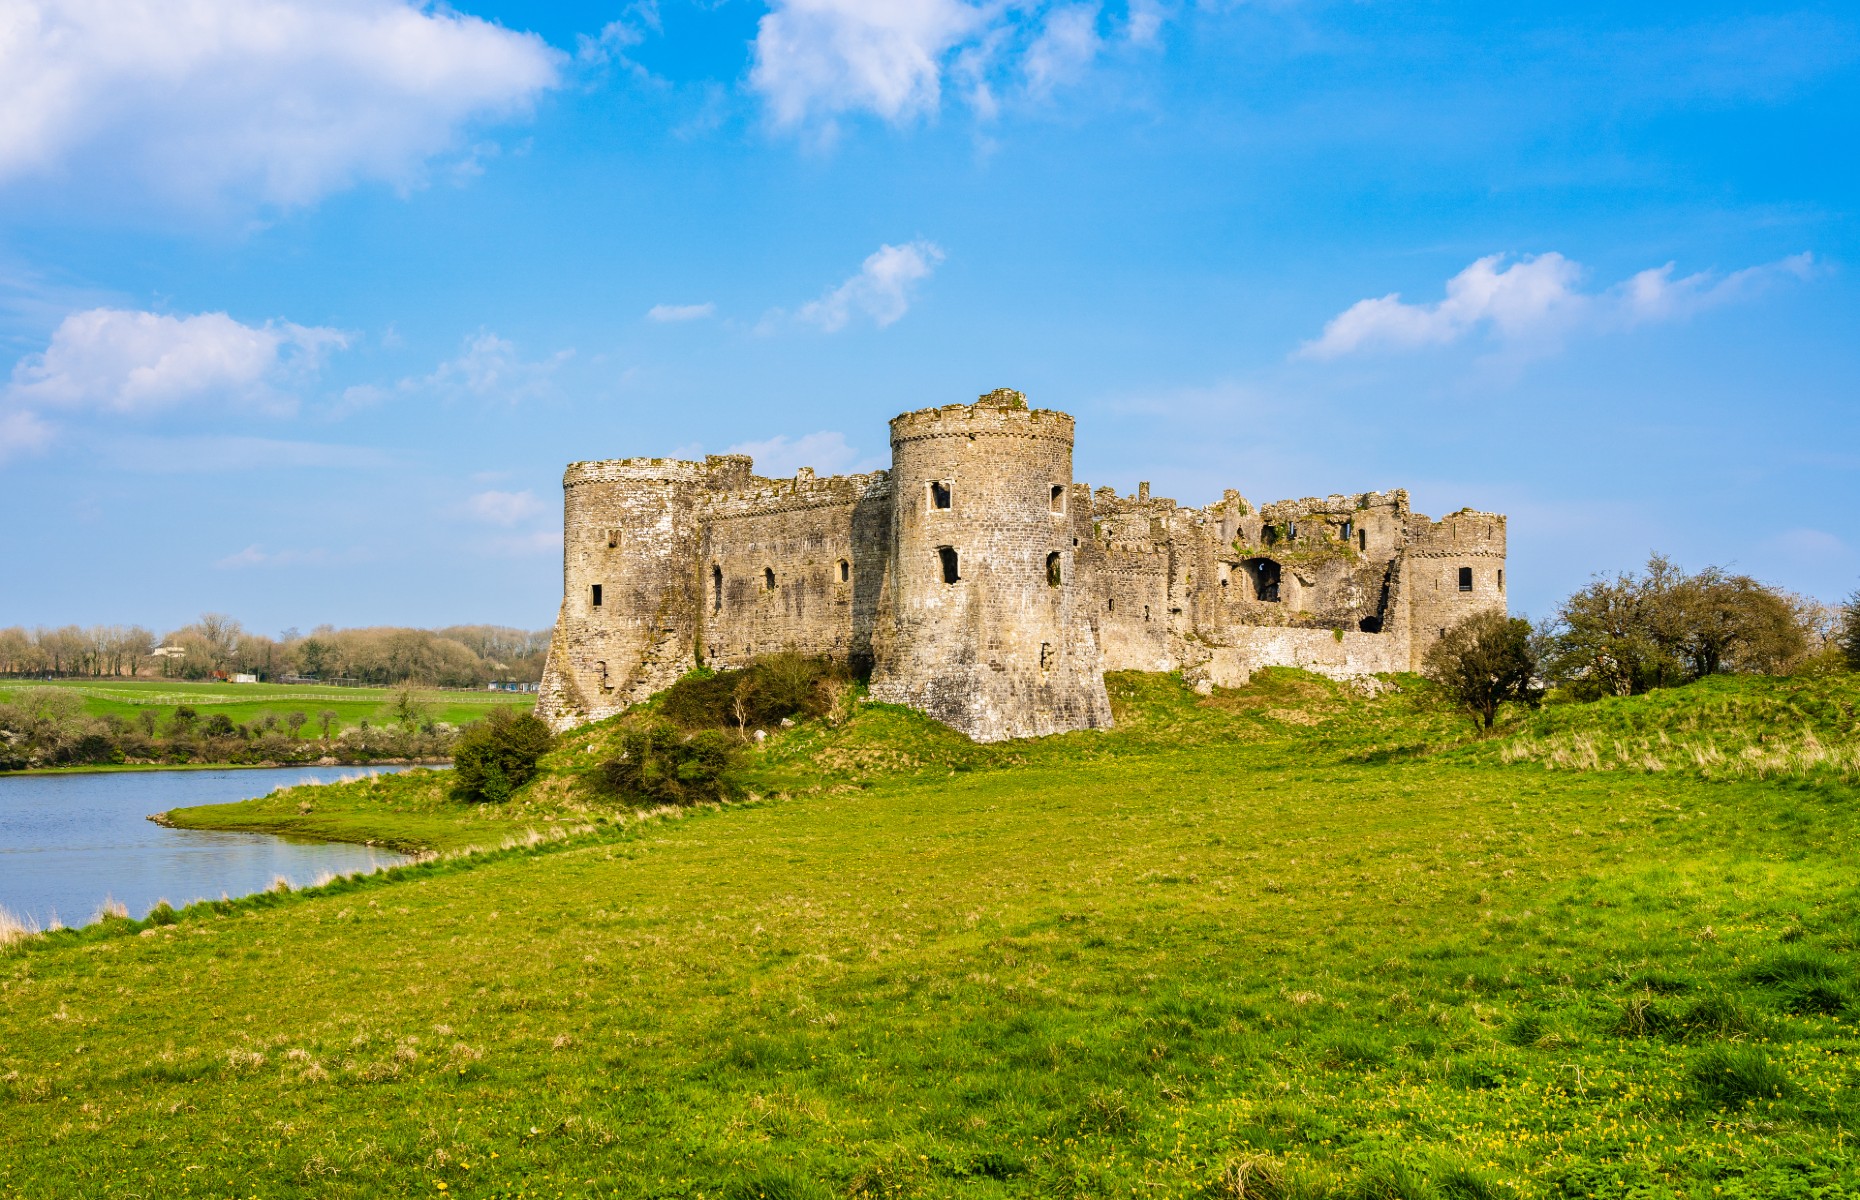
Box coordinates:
[103,435,396,471]
[214,544,334,569]
[0,0,562,208]
[1616,253,1816,325]
[7,309,347,415]
[749,0,1149,130]
[647,302,717,322]
[423,331,570,402]
[1025,5,1104,95]
[1298,251,1817,359]
[466,489,546,527]
[751,0,988,128]
[795,240,945,331]
[724,430,875,476]
[0,409,56,462]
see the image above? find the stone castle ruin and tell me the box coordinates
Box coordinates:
[537,389,1507,742]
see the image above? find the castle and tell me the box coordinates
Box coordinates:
[536,389,1507,741]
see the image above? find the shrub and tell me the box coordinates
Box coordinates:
[660,653,851,734]
[450,708,554,803]
[1689,1044,1793,1109]
[598,719,740,806]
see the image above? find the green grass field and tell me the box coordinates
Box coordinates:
[0,678,534,738]
[2,671,1858,1198]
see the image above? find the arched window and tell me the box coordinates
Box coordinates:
[606,529,620,549]
[712,565,723,611]
[838,559,850,583]
[938,546,960,584]
[1050,484,1066,514]
[764,567,776,591]
[1046,551,1062,587]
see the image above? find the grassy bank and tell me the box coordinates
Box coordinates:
[2,671,1858,1198]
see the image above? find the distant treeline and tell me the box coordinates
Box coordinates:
[0,617,550,688]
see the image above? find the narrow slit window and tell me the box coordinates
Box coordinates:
[838,559,850,583]
[606,529,620,549]
[1359,529,1367,551]
[1143,605,1151,622]
[1108,597,1115,612]
[595,661,609,690]
[712,565,723,611]
[1046,551,1062,587]
[938,546,960,584]
[1040,642,1053,671]
[590,583,603,608]
[929,480,952,510]
[764,567,777,592]
[1498,568,1505,590]
[1050,485,1066,514]
[1458,566,1474,592]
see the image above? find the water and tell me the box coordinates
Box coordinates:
[0,767,416,928]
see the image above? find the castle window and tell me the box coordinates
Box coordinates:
[838,559,850,583]
[1143,605,1151,622]
[938,546,960,584]
[1050,485,1066,514]
[1108,597,1115,612]
[590,584,603,608]
[1359,530,1368,552]
[1498,569,1505,590]
[1046,551,1062,587]
[1287,521,1297,539]
[1458,566,1473,592]
[606,529,620,549]
[929,480,952,510]
[595,661,609,690]
[712,565,723,611]
[1262,525,1278,546]
[765,567,777,591]
[1340,520,1352,543]
[1040,642,1052,671]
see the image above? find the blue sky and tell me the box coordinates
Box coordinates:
[1,0,1855,635]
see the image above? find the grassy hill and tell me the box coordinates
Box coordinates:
[2,671,1858,1198]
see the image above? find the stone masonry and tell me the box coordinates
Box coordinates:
[537,389,1507,741]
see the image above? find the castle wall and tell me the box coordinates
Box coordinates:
[698,470,891,672]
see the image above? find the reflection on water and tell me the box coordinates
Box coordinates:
[0,767,417,927]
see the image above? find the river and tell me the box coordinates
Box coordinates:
[0,766,415,929]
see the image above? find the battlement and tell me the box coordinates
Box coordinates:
[889,388,1075,445]
[538,391,1508,738]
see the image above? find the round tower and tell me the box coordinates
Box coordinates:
[536,457,717,730]
[1400,508,1509,671]
[868,389,1112,742]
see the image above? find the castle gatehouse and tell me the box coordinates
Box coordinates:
[537,389,1507,741]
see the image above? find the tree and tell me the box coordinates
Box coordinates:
[1840,588,1860,671]
[317,709,339,740]
[1423,610,1542,731]
[285,711,308,736]
[389,684,432,731]
[451,708,554,803]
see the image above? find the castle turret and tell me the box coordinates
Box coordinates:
[1400,508,1508,669]
[536,455,751,730]
[867,389,1112,741]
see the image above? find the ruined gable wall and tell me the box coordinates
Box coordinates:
[1090,485,1174,672]
[697,470,892,673]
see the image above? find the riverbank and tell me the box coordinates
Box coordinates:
[0,756,451,778]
